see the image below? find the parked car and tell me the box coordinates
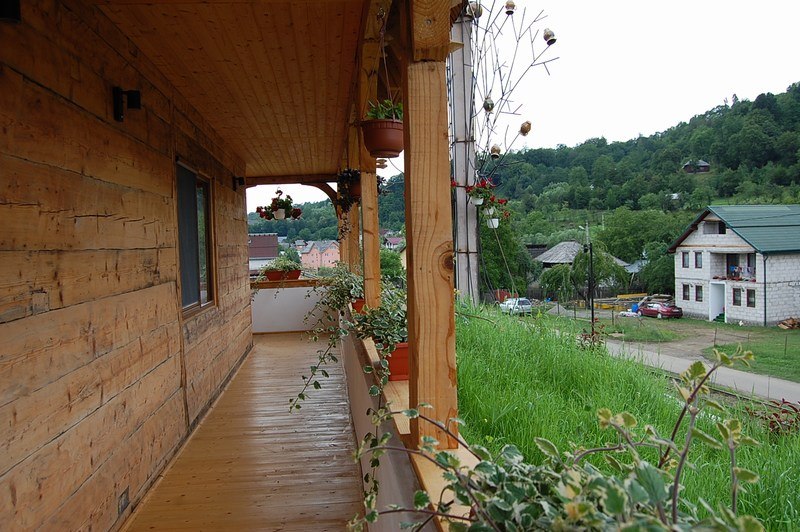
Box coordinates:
[499,298,533,315]
[637,302,683,319]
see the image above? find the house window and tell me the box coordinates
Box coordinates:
[682,252,689,268]
[695,285,703,302]
[747,289,756,308]
[682,284,690,301]
[732,288,741,306]
[177,164,214,311]
[694,252,702,268]
[718,222,727,234]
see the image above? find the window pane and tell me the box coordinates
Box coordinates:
[732,288,741,306]
[747,289,756,308]
[695,252,702,268]
[695,285,703,302]
[682,252,689,268]
[177,166,200,308]
[682,284,689,300]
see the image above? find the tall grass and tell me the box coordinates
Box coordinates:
[456,310,800,529]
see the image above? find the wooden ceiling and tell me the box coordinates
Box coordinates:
[97,0,367,178]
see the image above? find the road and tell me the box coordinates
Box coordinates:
[547,304,800,403]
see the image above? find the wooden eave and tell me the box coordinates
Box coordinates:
[94,0,375,181]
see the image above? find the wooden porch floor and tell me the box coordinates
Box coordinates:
[124,332,363,531]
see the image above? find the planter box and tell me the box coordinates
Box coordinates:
[388,342,409,381]
[264,269,302,281]
[361,119,404,158]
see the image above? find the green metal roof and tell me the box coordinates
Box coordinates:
[712,205,800,253]
[669,205,800,254]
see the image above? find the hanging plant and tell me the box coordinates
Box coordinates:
[362,101,404,159]
[256,189,301,221]
[465,177,495,206]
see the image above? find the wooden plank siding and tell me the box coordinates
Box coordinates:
[123,333,362,531]
[0,2,251,530]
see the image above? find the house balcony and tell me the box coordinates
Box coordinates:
[120,279,463,530]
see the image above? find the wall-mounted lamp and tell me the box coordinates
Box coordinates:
[112,86,142,122]
[1,1,21,23]
[232,176,245,190]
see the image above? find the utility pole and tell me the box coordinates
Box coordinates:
[449,11,479,304]
[583,222,595,336]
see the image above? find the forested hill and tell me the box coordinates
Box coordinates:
[488,82,800,214]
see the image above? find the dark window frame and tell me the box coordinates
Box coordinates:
[682,284,690,301]
[718,222,727,234]
[682,252,689,268]
[694,252,702,268]
[732,288,741,306]
[695,285,703,302]
[746,289,756,308]
[177,163,215,314]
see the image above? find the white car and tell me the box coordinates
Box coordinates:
[499,298,533,315]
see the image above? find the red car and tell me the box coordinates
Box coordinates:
[637,302,683,319]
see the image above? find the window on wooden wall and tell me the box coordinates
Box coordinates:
[732,288,741,306]
[718,222,727,234]
[682,284,690,300]
[682,252,689,268]
[695,285,703,302]
[746,289,756,308]
[177,164,214,311]
[694,252,702,268]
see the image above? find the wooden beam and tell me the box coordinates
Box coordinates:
[246,174,334,187]
[308,183,338,205]
[404,57,457,447]
[409,0,453,61]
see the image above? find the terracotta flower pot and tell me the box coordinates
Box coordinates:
[361,119,404,158]
[352,298,366,314]
[264,269,301,281]
[388,342,409,381]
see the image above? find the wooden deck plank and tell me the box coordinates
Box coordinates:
[123,333,362,531]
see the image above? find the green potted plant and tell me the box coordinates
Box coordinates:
[361,99,404,158]
[351,285,409,381]
[257,255,303,281]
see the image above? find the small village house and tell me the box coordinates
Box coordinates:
[247,233,279,275]
[297,240,340,270]
[669,205,800,325]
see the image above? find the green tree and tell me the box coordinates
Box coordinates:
[379,249,405,282]
[639,242,675,294]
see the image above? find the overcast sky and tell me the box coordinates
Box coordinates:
[247,0,800,209]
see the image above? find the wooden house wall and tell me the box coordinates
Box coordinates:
[0,1,251,529]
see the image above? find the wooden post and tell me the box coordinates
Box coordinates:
[404,0,458,448]
[359,40,381,308]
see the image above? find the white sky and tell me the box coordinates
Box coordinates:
[247,0,800,210]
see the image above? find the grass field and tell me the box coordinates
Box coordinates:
[555,310,800,382]
[456,308,800,529]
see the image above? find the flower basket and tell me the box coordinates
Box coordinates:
[470,196,485,206]
[388,342,409,381]
[487,218,500,229]
[361,119,404,158]
[273,209,286,220]
[483,206,495,215]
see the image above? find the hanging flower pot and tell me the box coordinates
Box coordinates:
[483,206,495,216]
[469,196,484,206]
[362,119,403,158]
[487,218,500,229]
[362,100,404,158]
[273,209,286,220]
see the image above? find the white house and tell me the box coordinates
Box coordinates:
[669,205,800,325]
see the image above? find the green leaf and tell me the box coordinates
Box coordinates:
[736,515,765,532]
[621,412,638,428]
[402,408,419,419]
[691,427,724,450]
[534,437,560,460]
[734,467,760,483]
[597,408,612,428]
[602,482,628,515]
[363,365,374,373]
[686,360,707,379]
[413,490,430,510]
[636,462,668,505]
[704,399,726,412]
[368,385,380,396]
[604,454,623,472]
